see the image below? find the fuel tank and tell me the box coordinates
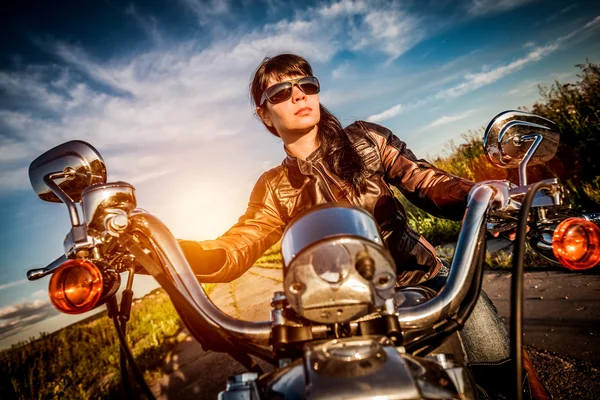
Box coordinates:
[257,336,465,399]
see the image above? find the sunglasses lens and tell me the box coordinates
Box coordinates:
[267,83,293,104]
[298,77,320,95]
[263,77,321,104]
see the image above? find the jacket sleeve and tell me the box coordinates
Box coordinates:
[360,121,475,220]
[179,172,285,283]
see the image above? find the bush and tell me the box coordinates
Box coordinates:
[528,61,600,211]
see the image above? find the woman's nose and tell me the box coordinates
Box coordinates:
[291,84,306,103]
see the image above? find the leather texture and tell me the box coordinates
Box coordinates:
[180,121,475,284]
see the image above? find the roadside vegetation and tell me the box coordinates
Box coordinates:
[2,61,598,398]
[0,283,218,399]
[409,61,600,270]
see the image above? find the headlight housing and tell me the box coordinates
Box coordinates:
[282,205,396,324]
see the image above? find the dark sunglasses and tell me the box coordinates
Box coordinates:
[260,76,320,106]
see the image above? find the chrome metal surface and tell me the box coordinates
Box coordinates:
[483,110,559,169]
[261,359,306,398]
[27,254,68,281]
[29,140,107,203]
[283,237,396,324]
[508,178,565,208]
[298,337,461,399]
[81,182,136,233]
[518,134,543,185]
[270,292,287,326]
[528,225,561,265]
[63,224,97,258]
[305,337,423,399]
[443,366,476,399]
[396,184,498,329]
[394,286,436,308]
[427,354,476,399]
[44,173,81,226]
[127,212,273,346]
[281,205,383,265]
[487,179,567,234]
[402,354,465,399]
[583,212,600,225]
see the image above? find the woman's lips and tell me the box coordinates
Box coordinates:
[295,107,312,115]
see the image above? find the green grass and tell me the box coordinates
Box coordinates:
[1,288,188,399]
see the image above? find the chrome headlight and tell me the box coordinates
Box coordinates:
[281,205,396,324]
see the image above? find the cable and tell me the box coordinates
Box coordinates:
[119,322,131,399]
[510,181,551,400]
[112,316,157,400]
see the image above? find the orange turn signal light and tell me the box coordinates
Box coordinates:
[552,218,600,270]
[49,259,104,314]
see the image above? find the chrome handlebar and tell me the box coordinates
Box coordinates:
[28,179,514,350]
[124,181,510,344]
[126,212,272,346]
[397,183,503,329]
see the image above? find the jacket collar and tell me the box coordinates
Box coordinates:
[283,144,322,175]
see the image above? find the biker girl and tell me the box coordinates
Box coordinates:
[178,53,544,398]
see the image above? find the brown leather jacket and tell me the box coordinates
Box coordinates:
[180,121,474,285]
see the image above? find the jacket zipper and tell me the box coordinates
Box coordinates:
[315,161,340,202]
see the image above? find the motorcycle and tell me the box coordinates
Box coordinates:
[25,110,600,399]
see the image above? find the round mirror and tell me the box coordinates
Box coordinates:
[29,141,107,203]
[483,110,560,169]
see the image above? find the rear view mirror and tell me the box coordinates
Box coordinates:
[483,110,560,185]
[29,140,107,203]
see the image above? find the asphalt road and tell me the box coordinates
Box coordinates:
[482,270,600,366]
[148,267,600,399]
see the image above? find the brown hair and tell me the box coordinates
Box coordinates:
[250,54,367,194]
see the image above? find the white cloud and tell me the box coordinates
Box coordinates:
[583,15,600,30]
[0,20,342,192]
[125,3,163,46]
[0,279,27,291]
[433,16,600,100]
[427,109,478,128]
[331,62,351,80]
[318,0,367,17]
[435,43,559,99]
[31,290,47,298]
[0,299,58,340]
[502,71,578,98]
[177,0,229,25]
[367,103,404,122]
[337,5,423,60]
[356,9,423,59]
[0,0,437,195]
[467,0,539,16]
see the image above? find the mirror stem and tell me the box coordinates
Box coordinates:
[518,134,543,186]
[44,173,81,226]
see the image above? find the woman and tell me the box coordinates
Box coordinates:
[179,54,547,399]
[180,53,473,286]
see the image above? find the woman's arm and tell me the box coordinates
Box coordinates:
[360,120,475,220]
[179,172,285,283]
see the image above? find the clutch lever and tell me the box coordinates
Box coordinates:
[27,254,68,281]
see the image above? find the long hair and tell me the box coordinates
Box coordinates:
[250,54,367,194]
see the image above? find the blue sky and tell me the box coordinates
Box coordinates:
[1,0,599,348]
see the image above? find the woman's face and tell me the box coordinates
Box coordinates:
[258,74,321,137]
